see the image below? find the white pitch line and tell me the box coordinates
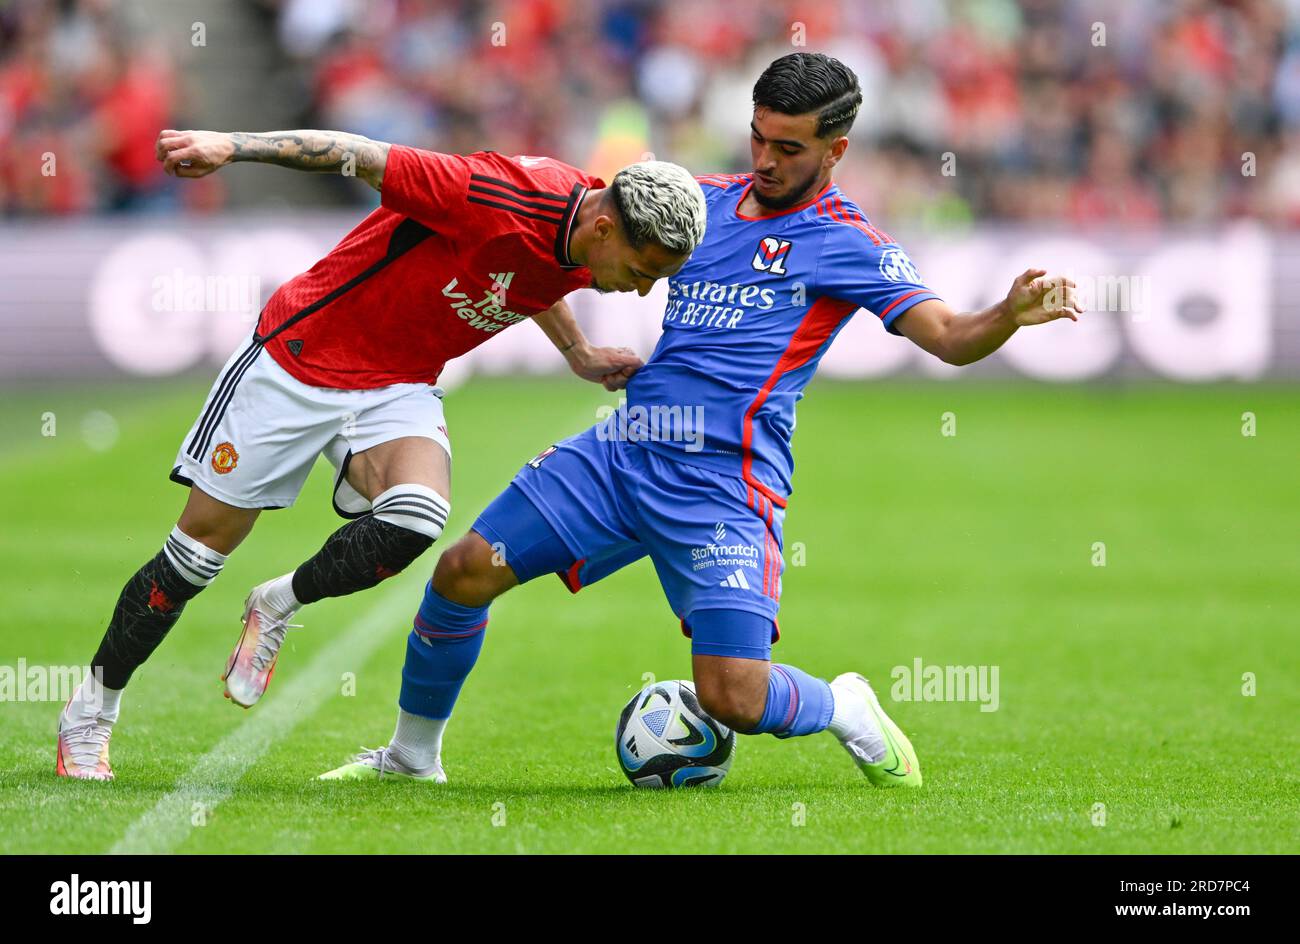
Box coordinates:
[110,575,421,855]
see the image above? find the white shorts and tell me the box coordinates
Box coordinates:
[171,335,452,515]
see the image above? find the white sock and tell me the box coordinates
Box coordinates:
[389,709,447,774]
[828,682,860,739]
[828,680,886,761]
[259,572,301,620]
[66,671,122,723]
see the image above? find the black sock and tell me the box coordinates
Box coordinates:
[92,550,207,689]
[291,516,434,605]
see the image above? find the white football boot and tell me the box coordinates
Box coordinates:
[318,746,447,783]
[56,698,115,781]
[222,580,301,708]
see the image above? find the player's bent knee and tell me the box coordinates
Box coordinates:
[694,670,767,732]
[177,487,259,555]
[371,484,449,542]
[431,539,475,594]
[360,484,447,579]
[368,521,434,578]
[432,532,516,606]
[688,611,775,730]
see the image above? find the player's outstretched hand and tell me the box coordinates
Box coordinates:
[566,344,644,391]
[157,129,235,178]
[1002,268,1084,326]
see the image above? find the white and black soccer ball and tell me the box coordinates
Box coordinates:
[615,679,735,788]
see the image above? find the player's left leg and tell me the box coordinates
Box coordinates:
[627,448,921,786]
[224,384,454,708]
[687,610,921,787]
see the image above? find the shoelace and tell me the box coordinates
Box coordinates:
[355,746,394,776]
[247,609,303,672]
[62,717,111,770]
[844,733,888,764]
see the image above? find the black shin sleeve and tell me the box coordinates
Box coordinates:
[92,550,206,690]
[291,516,434,606]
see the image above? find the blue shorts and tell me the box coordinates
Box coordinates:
[471,424,785,659]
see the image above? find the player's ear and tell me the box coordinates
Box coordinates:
[593,213,618,243]
[825,135,849,170]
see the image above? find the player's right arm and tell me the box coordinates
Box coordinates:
[894,270,1081,366]
[156,129,390,191]
[532,297,644,392]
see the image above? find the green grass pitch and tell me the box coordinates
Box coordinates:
[0,375,1296,854]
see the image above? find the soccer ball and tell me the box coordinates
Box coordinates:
[615,679,735,788]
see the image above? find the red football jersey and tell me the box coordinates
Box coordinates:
[255,145,604,389]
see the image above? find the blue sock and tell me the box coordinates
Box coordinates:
[751,663,834,738]
[398,581,488,720]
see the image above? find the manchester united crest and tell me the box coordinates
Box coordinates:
[211,441,239,475]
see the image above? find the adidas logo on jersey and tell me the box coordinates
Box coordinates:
[720,570,751,590]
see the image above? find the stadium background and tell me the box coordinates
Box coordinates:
[0,0,1296,854]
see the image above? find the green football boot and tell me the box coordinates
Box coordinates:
[318,746,446,783]
[830,673,923,787]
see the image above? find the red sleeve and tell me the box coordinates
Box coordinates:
[380,144,472,229]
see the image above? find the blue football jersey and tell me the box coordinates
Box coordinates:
[622,173,940,506]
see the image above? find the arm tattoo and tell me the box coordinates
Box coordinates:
[229,131,390,189]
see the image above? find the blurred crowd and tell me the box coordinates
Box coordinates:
[0,0,179,214]
[4,0,1300,227]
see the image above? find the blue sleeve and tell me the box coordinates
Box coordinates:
[814,225,941,335]
[694,178,728,208]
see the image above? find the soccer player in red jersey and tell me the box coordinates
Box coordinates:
[55,128,707,780]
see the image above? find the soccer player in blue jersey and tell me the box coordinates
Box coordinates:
[318,52,1082,784]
